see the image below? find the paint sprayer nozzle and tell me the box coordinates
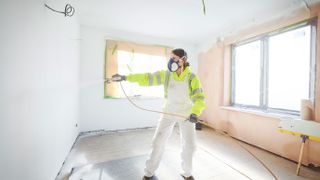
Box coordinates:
[105,78,112,84]
[105,76,122,83]
[112,76,122,81]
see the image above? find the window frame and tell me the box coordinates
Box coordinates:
[116,50,167,98]
[231,18,317,116]
[104,40,172,98]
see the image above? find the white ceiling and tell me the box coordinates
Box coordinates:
[77,0,317,45]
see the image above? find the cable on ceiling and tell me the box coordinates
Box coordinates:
[202,0,206,15]
[45,3,75,17]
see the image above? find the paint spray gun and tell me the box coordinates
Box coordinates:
[105,74,126,83]
[107,74,126,83]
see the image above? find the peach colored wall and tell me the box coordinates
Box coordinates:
[316,15,320,123]
[198,8,320,166]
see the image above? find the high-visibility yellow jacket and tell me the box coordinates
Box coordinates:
[126,67,206,116]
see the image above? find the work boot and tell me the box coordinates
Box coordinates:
[181,175,195,180]
[142,175,153,180]
[195,122,202,130]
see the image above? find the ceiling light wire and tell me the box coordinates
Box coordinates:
[202,0,206,15]
[45,3,75,17]
[301,0,311,11]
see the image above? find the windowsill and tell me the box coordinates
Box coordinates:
[220,106,300,119]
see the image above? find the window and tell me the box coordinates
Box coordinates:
[105,40,171,98]
[234,40,261,106]
[117,50,167,98]
[232,19,317,115]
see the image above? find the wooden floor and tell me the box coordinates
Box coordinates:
[57,126,320,180]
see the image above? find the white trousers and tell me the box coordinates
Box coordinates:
[144,116,196,177]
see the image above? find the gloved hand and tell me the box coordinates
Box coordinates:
[112,74,126,82]
[188,113,198,123]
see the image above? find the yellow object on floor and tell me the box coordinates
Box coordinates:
[278,118,320,175]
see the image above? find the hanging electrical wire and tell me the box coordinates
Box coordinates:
[202,0,206,15]
[301,0,311,11]
[45,3,75,17]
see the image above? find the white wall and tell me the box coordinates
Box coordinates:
[0,0,79,180]
[80,25,198,132]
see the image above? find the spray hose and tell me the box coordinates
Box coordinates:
[106,78,278,180]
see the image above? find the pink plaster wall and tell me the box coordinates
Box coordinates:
[198,8,320,166]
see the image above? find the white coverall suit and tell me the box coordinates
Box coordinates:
[144,74,196,177]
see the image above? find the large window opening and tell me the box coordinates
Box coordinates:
[104,40,171,98]
[232,19,317,115]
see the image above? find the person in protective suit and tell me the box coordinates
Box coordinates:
[112,48,205,180]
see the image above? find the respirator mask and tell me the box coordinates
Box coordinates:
[168,49,187,72]
[167,58,180,72]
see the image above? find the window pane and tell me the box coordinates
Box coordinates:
[234,41,261,106]
[268,26,310,111]
[117,50,167,98]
